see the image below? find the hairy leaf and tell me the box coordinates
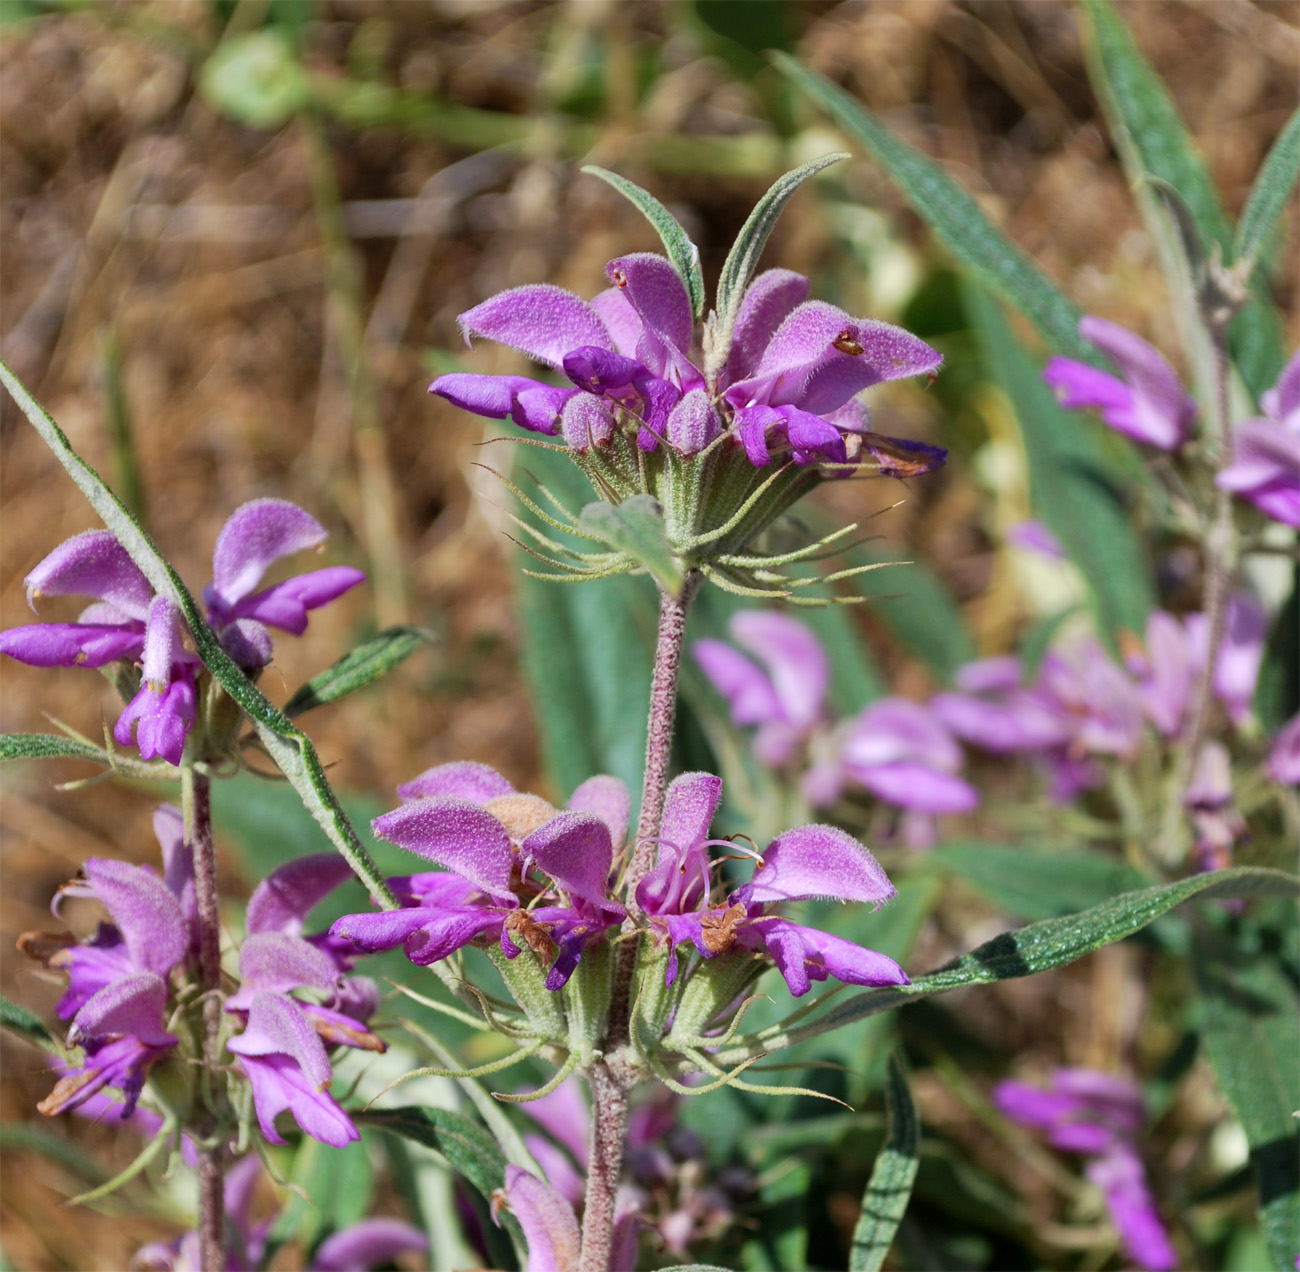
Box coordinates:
[713,152,848,349]
[0,995,53,1047]
[284,626,436,717]
[579,495,684,597]
[850,1053,919,1272]
[712,866,1299,1065]
[1196,936,1300,1271]
[1236,108,1300,269]
[583,165,706,318]
[775,53,1093,364]
[0,359,395,908]
[357,1107,524,1250]
[1079,0,1286,397]
[0,733,110,765]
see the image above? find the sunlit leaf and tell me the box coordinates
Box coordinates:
[283,627,437,717]
[850,1053,919,1272]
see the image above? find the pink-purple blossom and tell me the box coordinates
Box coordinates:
[430,254,944,472]
[0,500,363,765]
[635,772,909,996]
[331,763,629,991]
[1217,350,1300,527]
[1043,316,1197,451]
[995,1069,1178,1270]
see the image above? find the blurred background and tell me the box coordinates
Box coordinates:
[1,1,1296,1268]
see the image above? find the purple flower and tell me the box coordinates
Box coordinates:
[995,1069,1177,1270]
[836,698,979,833]
[1217,350,1300,527]
[227,854,382,1149]
[931,657,1073,755]
[0,500,363,765]
[635,772,909,996]
[1265,714,1300,786]
[1043,316,1197,450]
[693,609,829,768]
[32,806,195,1118]
[494,1165,582,1272]
[331,764,628,991]
[1005,519,1066,558]
[430,254,943,471]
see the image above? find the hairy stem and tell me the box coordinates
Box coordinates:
[577,1060,631,1272]
[625,573,701,912]
[182,765,225,1272]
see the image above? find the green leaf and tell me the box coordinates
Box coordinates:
[713,152,848,353]
[850,1054,920,1272]
[0,358,396,910]
[963,279,1155,639]
[276,1136,373,1251]
[0,995,53,1046]
[357,1107,524,1251]
[712,866,1300,1064]
[775,53,1093,364]
[0,733,108,765]
[582,166,706,319]
[199,30,310,129]
[1078,0,1285,398]
[1236,109,1300,268]
[283,626,436,717]
[929,843,1153,922]
[1196,938,1300,1271]
[579,495,685,596]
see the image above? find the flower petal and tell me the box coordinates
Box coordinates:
[729,610,829,731]
[606,253,696,385]
[70,972,176,1048]
[589,286,643,356]
[228,990,332,1087]
[211,499,328,608]
[692,638,784,726]
[84,857,188,979]
[227,932,340,1011]
[0,623,143,668]
[848,761,979,813]
[749,917,909,997]
[568,775,631,853]
[397,760,516,804]
[665,388,720,455]
[229,567,364,634]
[24,530,153,621]
[373,797,516,902]
[521,811,613,907]
[724,269,810,385]
[312,1219,429,1272]
[660,772,723,854]
[459,284,613,368]
[235,1051,358,1148]
[501,1165,581,1272]
[743,824,896,905]
[247,854,356,936]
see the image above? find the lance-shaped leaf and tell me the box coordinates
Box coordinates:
[1195,933,1300,1272]
[0,358,395,909]
[1078,0,1286,398]
[711,866,1299,1066]
[578,495,684,597]
[583,165,706,319]
[1,733,110,765]
[850,1053,919,1272]
[774,53,1093,365]
[358,1107,524,1256]
[0,994,54,1047]
[1236,108,1300,269]
[283,626,437,717]
[713,152,848,355]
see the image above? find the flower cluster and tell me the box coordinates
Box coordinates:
[330,762,908,1005]
[995,1069,1178,1271]
[0,500,363,765]
[23,810,380,1148]
[431,261,943,472]
[697,599,1294,861]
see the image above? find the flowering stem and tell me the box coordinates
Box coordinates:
[577,1059,631,1272]
[181,763,225,1272]
[625,572,701,912]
